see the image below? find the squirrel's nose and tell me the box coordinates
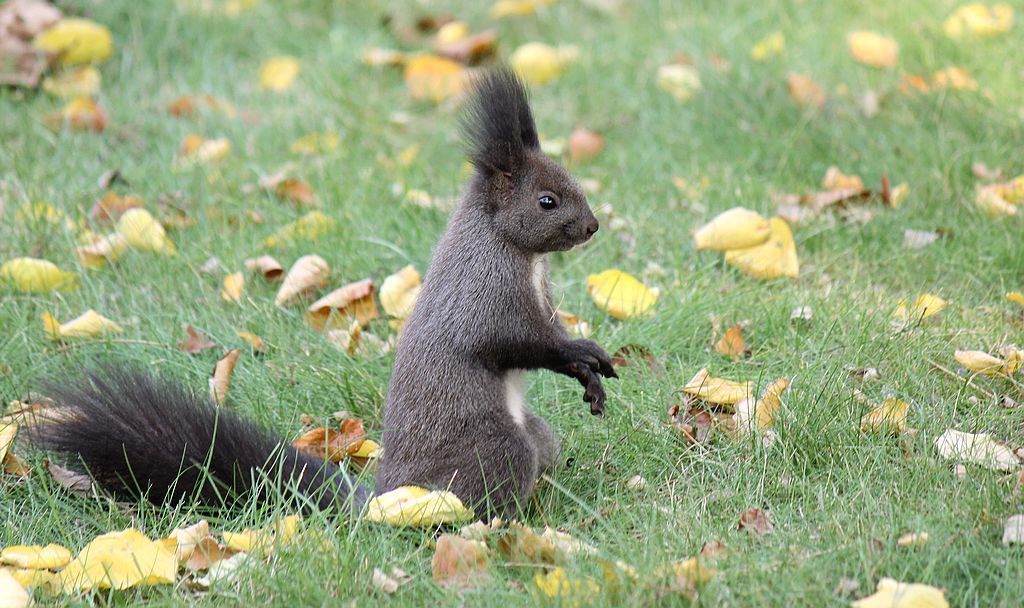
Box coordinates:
[585,219,599,236]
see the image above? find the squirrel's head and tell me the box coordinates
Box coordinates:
[461,68,599,254]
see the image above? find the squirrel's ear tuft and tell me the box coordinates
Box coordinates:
[460,66,540,176]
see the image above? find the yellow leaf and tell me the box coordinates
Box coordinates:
[42,66,101,98]
[754,377,789,430]
[306,278,378,330]
[723,217,799,280]
[259,56,300,91]
[860,397,909,434]
[365,486,473,527]
[822,166,865,191]
[350,438,381,459]
[209,349,241,406]
[0,258,77,293]
[934,429,1019,472]
[586,269,659,320]
[59,529,177,592]
[116,208,177,254]
[0,569,29,608]
[750,31,784,61]
[510,43,578,86]
[2,567,57,593]
[990,175,1024,204]
[42,310,123,340]
[75,233,128,269]
[944,3,1014,39]
[290,132,339,155]
[175,134,231,168]
[34,18,114,66]
[1007,292,1024,306]
[236,330,267,352]
[975,186,1018,218]
[955,349,1004,376]
[892,294,947,323]
[379,265,421,320]
[931,66,978,91]
[693,207,772,251]
[404,54,466,102]
[683,368,753,406]
[847,31,899,69]
[275,255,330,306]
[852,577,948,608]
[534,567,600,606]
[221,271,244,303]
[714,325,748,360]
[0,424,15,465]
[165,520,210,563]
[890,182,910,207]
[58,96,107,132]
[490,0,556,18]
[657,63,702,102]
[1,544,72,569]
[262,211,335,248]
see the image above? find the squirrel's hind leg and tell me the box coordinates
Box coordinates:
[523,411,559,473]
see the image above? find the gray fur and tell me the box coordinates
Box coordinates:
[376,68,616,518]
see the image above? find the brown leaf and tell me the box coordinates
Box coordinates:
[183,537,236,571]
[610,343,656,368]
[236,330,267,353]
[244,255,284,281]
[48,461,93,496]
[89,191,143,222]
[786,73,826,109]
[435,30,498,64]
[495,522,563,565]
[714,324,749,360]
[738,508,774,537]
[275,255,330,306]
[209,349,241,405]
[431,535,491,590]
[178,325,217,354]
[568,126,605,164]
[3,451,31,477]
[259,173,315,207]
[306,278,378,331]
[667,402,714,445]
[291,419,366,462]
[699,540,727,559]
[0,0,62,87]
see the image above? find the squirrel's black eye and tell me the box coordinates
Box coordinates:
[538,194,558,210]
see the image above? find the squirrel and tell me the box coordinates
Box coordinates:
[32,67,617,520]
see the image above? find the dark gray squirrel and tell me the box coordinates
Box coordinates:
[33,67,617,519]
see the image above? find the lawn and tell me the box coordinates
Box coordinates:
[2,0,1023,605]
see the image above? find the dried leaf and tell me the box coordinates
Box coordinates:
[34,18,113,66]
[860,397,909,434]
[244,256,284,281]
[431,535,491,590]
[263,211,335,248]
[668,403,714,445]
[291,419,367,463]
[175,134,231,167]
[975,185,1019,218]
[89,191,142,222]
[510,42,578,86]
[1003,514,1024,545]
[1,258,78,293]
[567,127,604,164]
[435,30,498,65]
[683,368,753,406]
[364,486,473,527]
[372,567,411,594]
[42,310,123,340]
[220,271,244,304]
[52,96,107,132]
[306,279,378,330]
[42,66,101,98]
[657,63,701,102]
[275,254,330,306]
[738,508,774,537]
[715,325,749,360]
[117,208,177,254]
[852,577,948,608]
[847,31,898,68]
[259,173,315,207]
[404,54,465,102]
[750,31,784,61]
[178,326,217,354]
[723,217,799,280]
[693,207,772,251]
[945,3,1014,39]
[491,0,556,18]
[892,293,947,325]
[903,229,939,250]
[0,569,29,608]
[209,349,241,405]
[183,537,235,572]
[0,424,16,467]
[290,132,339,156]
[76,232,128,268]
[380,265,421,321]
[48,461,94,496]
[259,56,299,91]
[934,429,1019,472]
[786,73,826,109]
[236,330,267,353]
[59,529,176,592]
[192,552,250,589]
[896,532,929,548]
[586,269,659,319]
[165,520,211,563]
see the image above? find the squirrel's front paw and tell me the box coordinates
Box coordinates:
[571,339,618,379]
[556,360,607,416]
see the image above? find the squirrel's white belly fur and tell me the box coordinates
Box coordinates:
[530,255,547,312]
[504,369,527,426]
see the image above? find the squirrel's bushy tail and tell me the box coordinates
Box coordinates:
[31,366,368,512]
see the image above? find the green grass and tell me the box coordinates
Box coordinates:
[2,0,1024,605]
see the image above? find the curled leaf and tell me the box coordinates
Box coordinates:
[723,217,799,280]
[59,529,177,592]
[42,310,122,340]
[934,429,1019,472]
[1,544,71,570]
[694,207,772,251]
[178,326,217,354]
[275,254,330,306]
[431,535,491,590]
[683,368,753,406]
[262,211,335,248]
[221,271,244,303]
[404,54,465,102]
[244,256,284,281]
[76,232,127,268]
[786,73,826,109]
[306,279,378,330]
[379,265,421,321]
[176,134,231,167]
[291,419,366,463]
[209,349,241,406]
[42,66,101,98]
[714,325,749,360]
[586,269,659,320]
[892,294,946,324]
[0,569,29,608]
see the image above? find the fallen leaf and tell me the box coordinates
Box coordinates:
[379,265,421,321]
[931,66,978,91]
[791,306,814,322]
[944,3,1014,39]
[275,254,330,306]
[364,486,473,527]
[896,532,929,548]
[738,508,774,537]
[510,42,578,86]
[835,577,861,597]
[116,208,177,254]
[192,552,250,588]
[1,258,77,293]
[934,429,1019,472]
[892,293,946,325]
[42,310,123,340]
[262,211,335,248]
[236,330,267,353]
[244,256,284,281]
[1003,514,1024,545]
[221,271,244,303]
[42,66,101,98]
[404,54,465,102]
[292,419,366,462]
[955,349,1021,376]
[372,567,412,594]
[0,0,62,87]
[48,461,94,496]
[903,229,939,250]
[0,569,29,608]
[683,368,753,406]
[1008,292,1024,306]
[306,279,378,330]
[750,31,784,61]
[655,557,717,600]
[59,529,177,592]
[860,397,909,434]
[534,567,600,604]
[209,349,241,405]
[715,324,749,360]
[431,535,491,590]
[0,424,15,465]
[586,269,659,319]
[175,134,231,167]
[668,403,715,445]
[724,217,799,280]
[975,185,1018,218]
[360,47,407,67]
[89,191,142,222]
[847,31,898,68]
[76,232,128,268]
[259,173,315,207]
[491,0,556,18]
[567,127,604,164]
[786,73,826,109]
[290,132,339,156]
[221,516,301,556]
[54,96,107,131]
[182,537,235,572]
[165,520,210,562]
[657,63,701,102]
[852,577,948,608]
[178,326,217,354]
[34,18,113,66]
[259,56,299,91]
[693,207,772,251]
[822,166,866,191]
